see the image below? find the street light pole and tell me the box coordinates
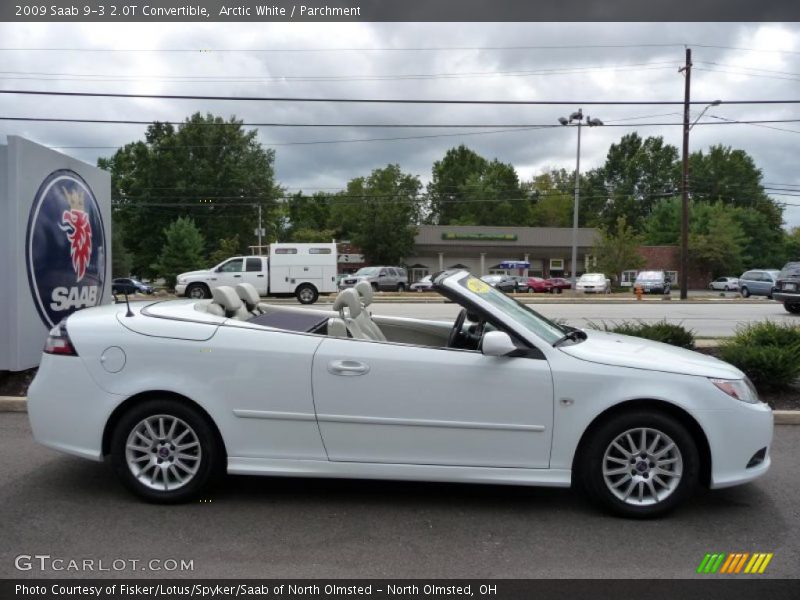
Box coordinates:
[679,48,692,300]
[571,117,582,290]
[559,109,602,290]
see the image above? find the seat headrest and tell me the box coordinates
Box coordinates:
[354,281,374,306]
[211,286,243,313]
[235,283,260,310]
[332,288,361,318]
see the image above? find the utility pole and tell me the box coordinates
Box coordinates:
[571,115,582,289]
[679,48,692,300]
[257,204,263,254]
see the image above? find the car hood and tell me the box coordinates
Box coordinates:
[559,330,744,379]
[178,269,211,279]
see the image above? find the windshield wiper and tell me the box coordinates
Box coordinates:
[553,327,587,347]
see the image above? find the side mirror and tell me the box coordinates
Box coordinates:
[481,331,517,357]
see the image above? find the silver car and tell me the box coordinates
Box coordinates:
[339,266,409,292]
[738,269,780,298]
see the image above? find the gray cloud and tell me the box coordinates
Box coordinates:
[1,21,798,228]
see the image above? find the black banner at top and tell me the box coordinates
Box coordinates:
[2,0,800,23]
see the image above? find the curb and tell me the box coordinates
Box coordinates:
[1,396,798,423]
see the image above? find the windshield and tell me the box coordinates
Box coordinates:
[636,271,663,282]
[579,274,605,282]
[355,267,379,276]
[779,263,800,279]
[456,274,566,344]
[481,275,502,283]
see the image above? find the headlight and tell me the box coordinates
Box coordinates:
[710,378,759,404]
[177,277,186,284]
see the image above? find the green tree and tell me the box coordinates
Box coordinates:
[283,191,332,240]
[151,217,206,289]
[208,234,242,265]
[330,164,421,264]
[98,113,281,277]
[594,216,645,284]
[527,169,574,227]
[111,232,133,278]
[290,227,337,243]
[457,159,528,226]
[427,145,488,224]
[585,133,679,229]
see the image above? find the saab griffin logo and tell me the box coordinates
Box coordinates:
[697,552,774,574]
[26,170,106,329]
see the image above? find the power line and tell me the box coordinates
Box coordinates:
[2,88,800,105]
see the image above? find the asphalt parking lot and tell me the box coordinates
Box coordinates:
[1,414,798,579]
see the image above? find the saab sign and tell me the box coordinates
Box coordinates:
[27,170,107,328]
[0,137,111,371]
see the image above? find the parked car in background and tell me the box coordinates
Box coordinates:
[410,275,434,292]
[507,275,530,292]
[112,278,153,295]
[547,277,572,293]
[480,274,517,293]
[738,269,781,298]
[709,277,739,291]
[339,266,409,292]
[527,277,554,293]
[772,262,800,314]
[576,273,610,294]
[632,270,671,295]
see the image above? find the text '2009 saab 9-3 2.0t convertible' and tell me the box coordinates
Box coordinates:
[27,271,772,517]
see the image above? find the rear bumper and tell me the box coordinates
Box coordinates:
[27,354,123,461]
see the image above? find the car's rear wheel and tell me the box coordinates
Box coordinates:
[186,283,210,299]
[785,302,800,314]
[295,283,318,304]
[724,285,730,291]
[110,399,223,503]
[397,283,405,292]
[579,411,699,518]
[740,286,750,298]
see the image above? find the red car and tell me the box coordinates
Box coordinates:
[526,277,554,293]
[547,277,572,293]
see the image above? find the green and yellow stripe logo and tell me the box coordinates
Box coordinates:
[697,552,773,574]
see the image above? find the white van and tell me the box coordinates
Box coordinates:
[175,243,337,304]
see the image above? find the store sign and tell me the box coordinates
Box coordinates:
[441,233,517,241]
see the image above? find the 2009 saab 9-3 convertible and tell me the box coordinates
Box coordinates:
[28,271,773,517]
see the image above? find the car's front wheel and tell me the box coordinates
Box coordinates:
[579,411,699,518]
[186,283,210,299]
[110,399,224,503]
[295,283,319,304]
[740,286,750,298]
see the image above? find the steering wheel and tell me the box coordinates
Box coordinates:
[448,308,468,348]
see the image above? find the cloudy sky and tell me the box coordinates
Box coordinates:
[1,21,799,228]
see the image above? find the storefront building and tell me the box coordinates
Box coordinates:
[405,225,599,282]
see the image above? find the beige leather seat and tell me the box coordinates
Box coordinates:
[327,317,349,337]
[235,283,264,316]
[332,288,373,340]
[211,286,251,320]
[353,281,387,341]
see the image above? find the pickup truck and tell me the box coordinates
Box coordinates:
[174,243,338,304]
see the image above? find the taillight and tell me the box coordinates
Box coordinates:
[44,320,78,356]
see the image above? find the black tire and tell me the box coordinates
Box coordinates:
[785,302,800,314]
[110,399,224,503]
[186,283,210,299]
[740,286,750,298]
[724,285,730,291]
[578,410,700,518]
[295,283,319,304]
[397,283,405,292]
[371,283,379,293]
[556,287,563,294]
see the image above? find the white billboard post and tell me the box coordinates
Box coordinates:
[0,136,111,371]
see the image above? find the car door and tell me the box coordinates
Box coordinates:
[311,337,554,468]
[377,268,391,290]
[242,257,267,294]
[214,258,244,287]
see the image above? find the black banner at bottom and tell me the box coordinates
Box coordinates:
[3,579,799,600]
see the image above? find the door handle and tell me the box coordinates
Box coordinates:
[327,360,370,376]
[233,274,241,278]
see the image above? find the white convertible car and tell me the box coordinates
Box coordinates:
[28,271,772,517]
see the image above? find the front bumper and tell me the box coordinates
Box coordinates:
[773,291,800,303]
[175,283,187,296]
[699,401,773,489]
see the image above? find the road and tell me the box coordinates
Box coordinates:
[341,300,794,337]
[1,414,798,579]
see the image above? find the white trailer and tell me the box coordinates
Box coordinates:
[174,242,338,304]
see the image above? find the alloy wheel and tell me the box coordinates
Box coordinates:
[602,427,683,506]
[125,415,202,491]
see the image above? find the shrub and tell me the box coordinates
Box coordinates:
[587,319,695,349]
[719,322,800,391]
